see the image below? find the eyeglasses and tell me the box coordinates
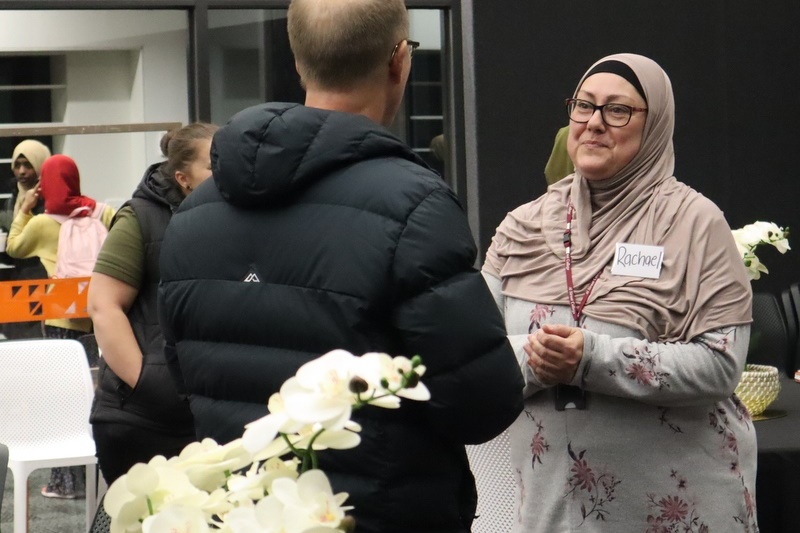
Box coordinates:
[565,98,647,128]
[390,39,421,63]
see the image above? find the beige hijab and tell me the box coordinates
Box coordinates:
[11,139,52,217]
[484,54,751,342]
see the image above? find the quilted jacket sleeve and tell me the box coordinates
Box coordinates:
[391,186,524,445]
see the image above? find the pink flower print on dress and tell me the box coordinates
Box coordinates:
[658,495,689,522]
[525,410,550,469]
[626,362,655,385]
[621,342,671,390]
[570,457,596,492]
[645,514,669,533]
[743,486,755,518]
[645,471,709,532]
[708,406,742,463]
[703,326,737,352]
[730,394,753,425]
[528,304,555,333]
[564,443,620,523]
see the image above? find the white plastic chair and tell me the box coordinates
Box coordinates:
[0,338,98,533]
[466,429,516,533]
[0,442,8,513]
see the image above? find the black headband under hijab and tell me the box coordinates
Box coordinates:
[583,60,647,103]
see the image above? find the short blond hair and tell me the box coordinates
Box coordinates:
[288,0,409,90]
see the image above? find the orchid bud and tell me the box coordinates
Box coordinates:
[348,376,369,394]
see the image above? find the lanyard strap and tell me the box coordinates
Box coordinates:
[564,204,601,324]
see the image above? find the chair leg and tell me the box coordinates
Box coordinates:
[12,469,29,533]
[96,470,108,505]
[85,464,97,532]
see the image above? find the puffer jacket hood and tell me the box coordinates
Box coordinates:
[212,102,428,208]
[133,162,185,213]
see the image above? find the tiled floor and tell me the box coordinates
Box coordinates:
[2,468,87,533]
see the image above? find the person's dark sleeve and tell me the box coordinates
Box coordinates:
[391,186,524,445]
[158,279,187,396]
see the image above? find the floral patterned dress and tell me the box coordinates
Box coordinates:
[482,274,759,533]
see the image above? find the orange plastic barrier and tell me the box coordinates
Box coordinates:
[0,277,91,323]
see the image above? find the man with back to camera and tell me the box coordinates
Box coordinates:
[157,0,524,532]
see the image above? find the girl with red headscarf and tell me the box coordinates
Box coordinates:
[6,154,115,498]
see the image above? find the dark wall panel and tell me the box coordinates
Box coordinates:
[473,0,797,294]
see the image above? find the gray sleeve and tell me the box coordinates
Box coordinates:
[578,325,750,406]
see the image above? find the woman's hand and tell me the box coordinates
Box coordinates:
[20,186,40,214]
[524,323,584,385]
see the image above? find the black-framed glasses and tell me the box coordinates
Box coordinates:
[390,39,420,63]
[565,98,647,127]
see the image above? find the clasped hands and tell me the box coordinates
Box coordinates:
[523,323,584,386]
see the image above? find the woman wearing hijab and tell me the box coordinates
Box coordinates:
[6,153,115,499]
[10,139,51,219]
[0,140,50,339]
[483,54,756,531]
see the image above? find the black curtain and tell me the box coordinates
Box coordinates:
[471,0,798,295]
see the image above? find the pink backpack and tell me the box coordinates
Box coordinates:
[49,203,108,279]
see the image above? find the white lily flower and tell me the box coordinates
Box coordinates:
[141,505,209,533]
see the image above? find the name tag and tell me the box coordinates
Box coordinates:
[611,243,664,279]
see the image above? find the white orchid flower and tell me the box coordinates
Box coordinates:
[270,470,351,533]
[745,253,769,280]
[170,438,253,493]
[258,457,301,488]
[352,352,430,403]
[389,355,430,401]
[220,496,286,533]
[105,457,203,533]
[173,438,252,470]
[141,505,209,533]
[282,375,353,429]
[243,391,311,456]
[732,221,790,280]
[108,350,431,533]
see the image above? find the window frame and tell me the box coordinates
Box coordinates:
[0,0,467,209]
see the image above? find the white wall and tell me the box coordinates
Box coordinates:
[409,10,442,50]
[56,51,140,204]
[0,10,189,203]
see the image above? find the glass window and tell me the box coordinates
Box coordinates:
[207,8,450,184]
[0,10,190,207]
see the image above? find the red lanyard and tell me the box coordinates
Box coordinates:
[564,204,601,324]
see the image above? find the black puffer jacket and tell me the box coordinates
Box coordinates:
[92,163,194,434]
[158,103,523,533]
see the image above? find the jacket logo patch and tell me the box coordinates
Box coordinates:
[242,270,261,283]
